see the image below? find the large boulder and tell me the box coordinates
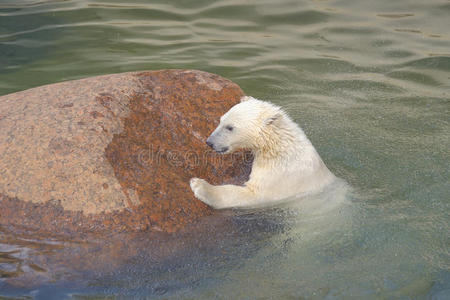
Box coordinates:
[0,70,252,234]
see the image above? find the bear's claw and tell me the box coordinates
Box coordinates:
[190,177,212,205]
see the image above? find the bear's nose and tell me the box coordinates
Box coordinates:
[206,140,214,148]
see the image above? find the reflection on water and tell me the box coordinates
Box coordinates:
[0,0,449,298]
[0,180,352,299]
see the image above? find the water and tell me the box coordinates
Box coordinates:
[0,0,449,298]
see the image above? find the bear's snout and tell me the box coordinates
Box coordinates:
[206,137,228,153]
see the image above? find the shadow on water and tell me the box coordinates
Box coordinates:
[0,210,281,298]
[0,215,284,299]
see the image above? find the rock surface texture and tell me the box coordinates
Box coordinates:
[0,70,252,234]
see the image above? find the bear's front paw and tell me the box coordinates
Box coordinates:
[190,178,212,205]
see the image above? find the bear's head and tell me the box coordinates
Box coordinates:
[206,96,285,154]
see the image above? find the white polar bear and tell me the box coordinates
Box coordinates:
[190,96,336,209]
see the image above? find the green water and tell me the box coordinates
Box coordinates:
[0,0,449,299]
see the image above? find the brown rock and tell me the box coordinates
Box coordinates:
[0,70,252,234]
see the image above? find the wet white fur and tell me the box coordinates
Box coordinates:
[190,96,335,209]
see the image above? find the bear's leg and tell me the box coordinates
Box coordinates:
[190,178,256,209]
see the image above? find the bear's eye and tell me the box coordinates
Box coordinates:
[225,125,234,132]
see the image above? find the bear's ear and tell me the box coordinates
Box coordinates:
[240,96,253,102]
[264,112,282,126]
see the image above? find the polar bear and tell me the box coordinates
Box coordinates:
[190,96,336,209]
